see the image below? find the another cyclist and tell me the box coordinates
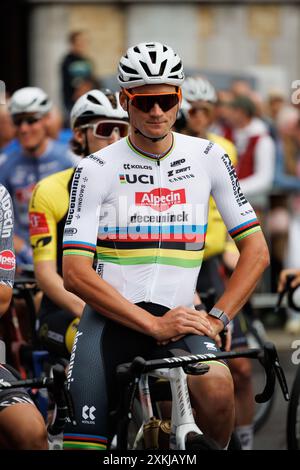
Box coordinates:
[181,76,255,450]
[0,184,48,449]
[29,89,128,359]
[62,42,269,450]
[0,87,75,266]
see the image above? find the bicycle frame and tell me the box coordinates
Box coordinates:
[136,367,203,450]
[115,342,290,450]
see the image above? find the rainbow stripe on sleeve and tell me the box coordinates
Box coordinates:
[229,218,261,242]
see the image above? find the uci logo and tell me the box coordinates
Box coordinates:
[119,174,154,185]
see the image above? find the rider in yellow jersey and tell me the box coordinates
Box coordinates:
[181,76,255,450]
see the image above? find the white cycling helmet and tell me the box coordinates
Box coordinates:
[9,87,52,116]
[118,42,184,89]
[70,89,128,130]
[182,76,217,104]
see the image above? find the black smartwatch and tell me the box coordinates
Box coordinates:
[208,307,230,329]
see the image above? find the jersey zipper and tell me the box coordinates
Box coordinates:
[146,158,162,301]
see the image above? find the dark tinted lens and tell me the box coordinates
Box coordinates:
[189,106,210,116]
[132,94,179,113]
[13,116,40,126]
[95,121,128,138]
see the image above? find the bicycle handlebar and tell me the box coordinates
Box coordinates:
[116,342,289,404]
[0,364,76,432]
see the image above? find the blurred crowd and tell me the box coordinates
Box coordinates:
[1,31,300,331]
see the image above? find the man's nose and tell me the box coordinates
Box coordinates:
[149,102,164,116]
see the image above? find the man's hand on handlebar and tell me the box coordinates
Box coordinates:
[153,305,213,345]
[278,269,300,293]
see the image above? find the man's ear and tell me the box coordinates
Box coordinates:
[119,90,128,111]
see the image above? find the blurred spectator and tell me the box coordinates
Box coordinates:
[46,105,72,146]
[0,87,75,267]
[61,31,96,119]
[211,89,234,137]
[231,78,252,98]
[273,108,300,333]
[267,88,286,123]
[0,104,18,155]
[227,95,276,210]
[274,106,300,191]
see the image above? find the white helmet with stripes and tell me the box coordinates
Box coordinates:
[9,87,52,116]
[182,76,217,104]
[70,89,128,129]
[118,42,184,89]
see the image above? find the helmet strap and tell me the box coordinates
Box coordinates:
[133,127,168,143]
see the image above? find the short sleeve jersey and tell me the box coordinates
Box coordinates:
[62,133,261,309]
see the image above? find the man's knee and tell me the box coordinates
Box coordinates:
[12,417,48,450]
[189,363,234,414]
[230,358,252,388]
[0,405,48,450]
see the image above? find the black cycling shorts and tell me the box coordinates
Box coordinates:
[0,364,34,412]
[63,302,228,450]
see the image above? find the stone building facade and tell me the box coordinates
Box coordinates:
[28,2,300,106]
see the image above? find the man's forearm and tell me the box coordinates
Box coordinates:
[64,260,156,335]
[36,265,85,317]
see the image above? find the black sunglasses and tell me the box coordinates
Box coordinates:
[124,89,181,113]
[12,115,42,126]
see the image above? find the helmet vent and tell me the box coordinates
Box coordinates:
[133,46,140,53]
[121,64,139,75]
[149,51,156,64]
[87,94,101,105]
[140,61,152,76]
[159,59,167,76]
[171,61,182,73]
[163,45,168,52]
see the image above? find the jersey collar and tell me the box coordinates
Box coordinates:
[126,134,175,162]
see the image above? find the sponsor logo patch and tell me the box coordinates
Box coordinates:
[119,174,154,185]
[88,154,105,166]
[170,158,186,167]
[123,163,152,170]
[29,212,49,236]
[221,154,247,207]
[64,227,78,236]
[135,188,186,212]
[0,250,16,270]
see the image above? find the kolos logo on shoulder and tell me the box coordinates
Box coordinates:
[135,188,186,212]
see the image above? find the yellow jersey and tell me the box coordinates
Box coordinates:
[29,168,74,274]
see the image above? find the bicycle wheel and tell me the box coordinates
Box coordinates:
[185,432,220,450]
[287,364,300,450]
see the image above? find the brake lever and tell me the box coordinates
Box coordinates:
[272,349,290,402]
[274,274,296,314]
[255,343,276,403]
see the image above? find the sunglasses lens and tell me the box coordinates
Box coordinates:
[95,121,129,138]
[132,94,179,113]
[13,116,40,126]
